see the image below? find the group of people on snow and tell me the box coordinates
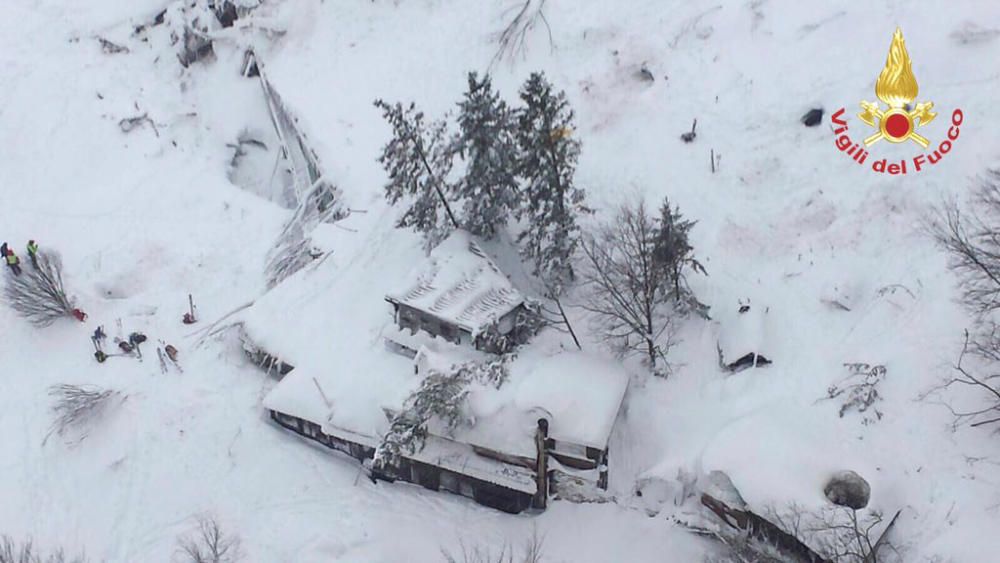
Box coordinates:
[1,240,39,276]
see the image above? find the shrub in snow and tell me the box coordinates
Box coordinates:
[442,529,544,563]
[0,536,86,563]
[825,363,886,424]
[43,384,125,446]
[763,504,895,563]
[176,516,242,563]
[823,471,871,510]
[3,251,78,327]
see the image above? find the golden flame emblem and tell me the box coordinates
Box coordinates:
[858,28,936,148]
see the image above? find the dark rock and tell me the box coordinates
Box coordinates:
[801,108,824,127]
[824,470,870,509]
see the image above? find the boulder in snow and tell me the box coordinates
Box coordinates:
[824,470,870,509]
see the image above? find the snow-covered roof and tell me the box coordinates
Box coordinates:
[718,302,771,366]
[385,230,526,335]
[408,436,537,495]
[246,229,626,488]
[457,350,631,456]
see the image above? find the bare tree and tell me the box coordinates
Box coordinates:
[580,198,676,374]
[177,516,242,563]
[0,536,86,563]
[929,171,1000,359]
[4,251,77,327]
[927,171,1000,429]
[43,384,126,446]
[922,331,1000,429]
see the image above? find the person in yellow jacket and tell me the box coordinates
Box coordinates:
[5,248,21,276]
[26,240,38,269]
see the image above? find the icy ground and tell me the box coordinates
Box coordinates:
[2,0,1000,561]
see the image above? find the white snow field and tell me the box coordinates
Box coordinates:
[2,0,1000,561]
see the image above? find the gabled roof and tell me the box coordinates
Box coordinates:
[385,231,525,336]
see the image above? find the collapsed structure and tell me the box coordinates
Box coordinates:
[243,231,629,513]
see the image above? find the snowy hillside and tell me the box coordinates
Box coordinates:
[1,0,999,561]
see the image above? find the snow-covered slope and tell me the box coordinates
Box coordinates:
[1,0,999,561]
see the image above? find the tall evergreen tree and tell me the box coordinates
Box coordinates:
[453,72,520,239]
[652,197,707,314]
[374,100,459,246]
[515,72,588,294]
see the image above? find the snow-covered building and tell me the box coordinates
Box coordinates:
[717,302,772,371]
[256,346,629,513]
[384,231,537,355]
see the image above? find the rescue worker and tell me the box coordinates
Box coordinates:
[0,242,8,258]
[26,240,38,268]
[5,248,21,276]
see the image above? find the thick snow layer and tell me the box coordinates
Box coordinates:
[3,0,1000,561]
[461,350,630,458]
[385,230,526,335]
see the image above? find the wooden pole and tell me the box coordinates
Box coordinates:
[188,294,196,320]
[711,149,715,173]
[533,418,549,509]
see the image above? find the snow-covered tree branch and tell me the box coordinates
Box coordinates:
[4,251,78,327]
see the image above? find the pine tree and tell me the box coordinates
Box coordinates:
[515,72,587,295]
[453,72,520,239]
[374,100,459,246]
[373,369,469,471]
[652,197,707,314]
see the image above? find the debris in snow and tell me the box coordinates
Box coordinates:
[801,108,824,127]
[717,300,772,372]
[490,0,553,70]
[820,298,850,312]
[680,118,697,143]
[635,63,655,83]
[823,470,871,509]
[702,470,746,510]
[97,36,129,54]
[700,493,829,563]
[183,293,198,324]
[43,384,126,446]
[119,113,160,137]
[950,22,1000,45]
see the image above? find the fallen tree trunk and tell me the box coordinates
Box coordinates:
[701,493,831,563]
